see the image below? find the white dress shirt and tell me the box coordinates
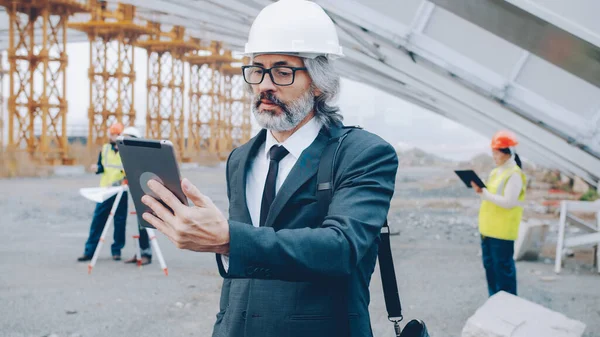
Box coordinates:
[222,117,322,271]
[481,157,524,209]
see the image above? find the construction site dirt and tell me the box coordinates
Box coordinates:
[1,166,598,337]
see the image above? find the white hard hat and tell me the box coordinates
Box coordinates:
[244,0,344,60]
[122,126,141,138]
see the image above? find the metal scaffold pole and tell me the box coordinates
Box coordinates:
[136,24,198,162]
[2,0,89,165]
[0,55,5,151]
[185,42,249,161]
[69,1,150,150]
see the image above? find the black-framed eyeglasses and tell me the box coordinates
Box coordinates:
[242,65,307,86]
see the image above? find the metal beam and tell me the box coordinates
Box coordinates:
[356,77,565,174]
[508,51,530,83]
[132,13,247,48]
[319,0,409,44]
[200,0,261,18]
[428,0,600,89]
[336,57,578,176]
[341,46,600,184]
[322,1,600,167]
[409,0,435,34]
[328,13,387,61]
[109,0,251,35]
[505,0,600,48]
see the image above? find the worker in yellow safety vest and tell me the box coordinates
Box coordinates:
[471,130,526,296]
[77,123,129,262]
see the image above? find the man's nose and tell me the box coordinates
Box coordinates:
[257,72,277,93]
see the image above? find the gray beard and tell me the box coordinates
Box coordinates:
[252,89,315,132]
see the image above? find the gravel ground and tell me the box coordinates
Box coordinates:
[0,166,598,337]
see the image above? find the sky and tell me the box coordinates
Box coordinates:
[1,42,490,161]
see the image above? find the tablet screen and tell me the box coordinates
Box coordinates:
[454,170,486,189]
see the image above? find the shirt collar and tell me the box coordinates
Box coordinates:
[264,117,322,160]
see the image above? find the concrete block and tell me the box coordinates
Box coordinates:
[462,291,586,337]
[573,177,590,194]
[514,220,549,261]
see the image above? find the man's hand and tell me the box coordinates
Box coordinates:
[89,164,98,172]
[141,178,230,255]
[471,181,483,194]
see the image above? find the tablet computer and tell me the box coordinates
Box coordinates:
[454,170,486,189]
[117,137,187,229]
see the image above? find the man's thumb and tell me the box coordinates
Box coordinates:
[182,178,211,207]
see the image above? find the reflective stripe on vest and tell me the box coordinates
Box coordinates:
[99,144,125,187]
[478,165,526,241]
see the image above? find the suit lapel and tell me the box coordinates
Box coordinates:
[231,129,266,224]
[264,128,332,228]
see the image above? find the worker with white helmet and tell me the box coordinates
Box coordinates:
[122,126,142,139]
[119,126,154,266]
[140,1,398,336]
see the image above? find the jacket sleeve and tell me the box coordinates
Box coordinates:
[217,141,398,281]
[481,172,523,209]
[217,148,237,272]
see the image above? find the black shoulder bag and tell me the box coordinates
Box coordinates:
[316,126,430,337]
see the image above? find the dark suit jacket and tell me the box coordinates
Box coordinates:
[212,124,398,337]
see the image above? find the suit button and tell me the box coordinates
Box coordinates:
[242,310,247,319]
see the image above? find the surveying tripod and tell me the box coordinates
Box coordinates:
[82,185,168,276]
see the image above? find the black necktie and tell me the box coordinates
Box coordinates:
[260,145,289,227]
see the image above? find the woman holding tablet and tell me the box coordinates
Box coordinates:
[471,130,527,296]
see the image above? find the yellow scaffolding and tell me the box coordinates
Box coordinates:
[136,24,198,161]
[186,41,222,156]
[0,56,5,151]
[1,0,89,165]
[221,59,252,152]
[185,44,250,160]
[69,1,150,149]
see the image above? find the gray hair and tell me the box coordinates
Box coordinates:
[304,56,343,127]
[245,55,343,128]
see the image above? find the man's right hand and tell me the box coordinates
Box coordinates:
[89,164,98,172]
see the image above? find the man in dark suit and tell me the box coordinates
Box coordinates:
[141,1,398,336]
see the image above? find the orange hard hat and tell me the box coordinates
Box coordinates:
[109,122,124,135]
[491,130,518,149]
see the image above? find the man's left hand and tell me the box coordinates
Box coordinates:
[141,178,230,255]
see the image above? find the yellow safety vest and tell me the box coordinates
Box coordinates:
[478,165,526,241]
[99,144,125,187]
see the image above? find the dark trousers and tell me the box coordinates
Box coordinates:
[481,236,517,296]
[83,192,128,257]
[138,224,152,257]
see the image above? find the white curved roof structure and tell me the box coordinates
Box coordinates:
[1,0,599,186]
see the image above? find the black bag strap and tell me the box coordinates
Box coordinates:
[316,125,404,335]
[316,126,353,216]
[379,221,404,322]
